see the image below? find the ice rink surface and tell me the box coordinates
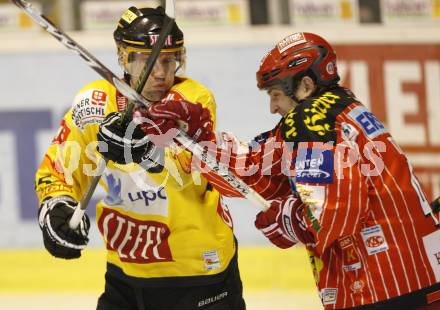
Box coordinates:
[0,246,323,309]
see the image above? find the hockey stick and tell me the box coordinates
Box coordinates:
[68,1,177,229]
[12,0,271,229]
[11,0,178,229]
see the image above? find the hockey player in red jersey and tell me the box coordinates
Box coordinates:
[146,32,440,309]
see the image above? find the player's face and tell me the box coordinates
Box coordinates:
[267,85,297,116]
[126,52,177,102]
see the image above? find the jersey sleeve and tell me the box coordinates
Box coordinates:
[197,128,291,200]
[35,81,116,205]
[168,78,292,201]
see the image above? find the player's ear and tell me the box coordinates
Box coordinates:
[302,76,317,97]
[301,75,316,95]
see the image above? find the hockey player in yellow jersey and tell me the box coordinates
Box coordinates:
[35,6,246,310]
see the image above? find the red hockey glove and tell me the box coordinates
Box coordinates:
[144,99,214,145]
[255,195,312,248]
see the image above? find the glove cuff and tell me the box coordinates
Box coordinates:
[38,196,77,228]
[281,198,301,244]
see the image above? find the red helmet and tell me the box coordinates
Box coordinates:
[256,32,339,97]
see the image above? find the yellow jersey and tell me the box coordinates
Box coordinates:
[35,77,236,285]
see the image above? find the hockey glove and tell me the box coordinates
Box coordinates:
[38,196,90,259]
[139,99,214,146]
[97,112,156,165]
[255,195,312,248]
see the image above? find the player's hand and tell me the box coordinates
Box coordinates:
[255,195,311,248]
[97,112,155,164]
[139,99,214,146]
[38,196,90,259]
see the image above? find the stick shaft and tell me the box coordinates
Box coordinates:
[13,0,270,231]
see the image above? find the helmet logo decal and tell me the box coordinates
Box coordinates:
[149,34,173,47]
[288,57,308,68]
[277,32,307,53]
[326,62,335,75]
[121,9,139,24]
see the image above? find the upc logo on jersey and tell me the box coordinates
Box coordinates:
[295,147,334,184]
[348,106,387,139]
[103,168,169,217]
[128,187,167,207]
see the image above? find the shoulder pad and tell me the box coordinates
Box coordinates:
[171,77,214,105]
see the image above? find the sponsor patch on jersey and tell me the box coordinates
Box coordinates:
[51,119,71,144]
[277,32,307,53]
[203,250,221,271]
[91,90,107,106]
[321,288,338,305]
[116,91,128,112]
[97,208,172,264]
[295,147,334,184]
[350,280,365,294]
[71,89,107,130]
[422,230,440,282]
[296,184,325,231]
[341,122,359,141]
[347,106,387,139]
[361,224,389,255]
[102,168,169,217]
[338,235,362,271]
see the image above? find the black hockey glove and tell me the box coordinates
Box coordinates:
[97,112,164,173]
[38,196,90,259]
[97,112,155,164]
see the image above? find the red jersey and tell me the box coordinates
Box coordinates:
[201,86,440,309]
